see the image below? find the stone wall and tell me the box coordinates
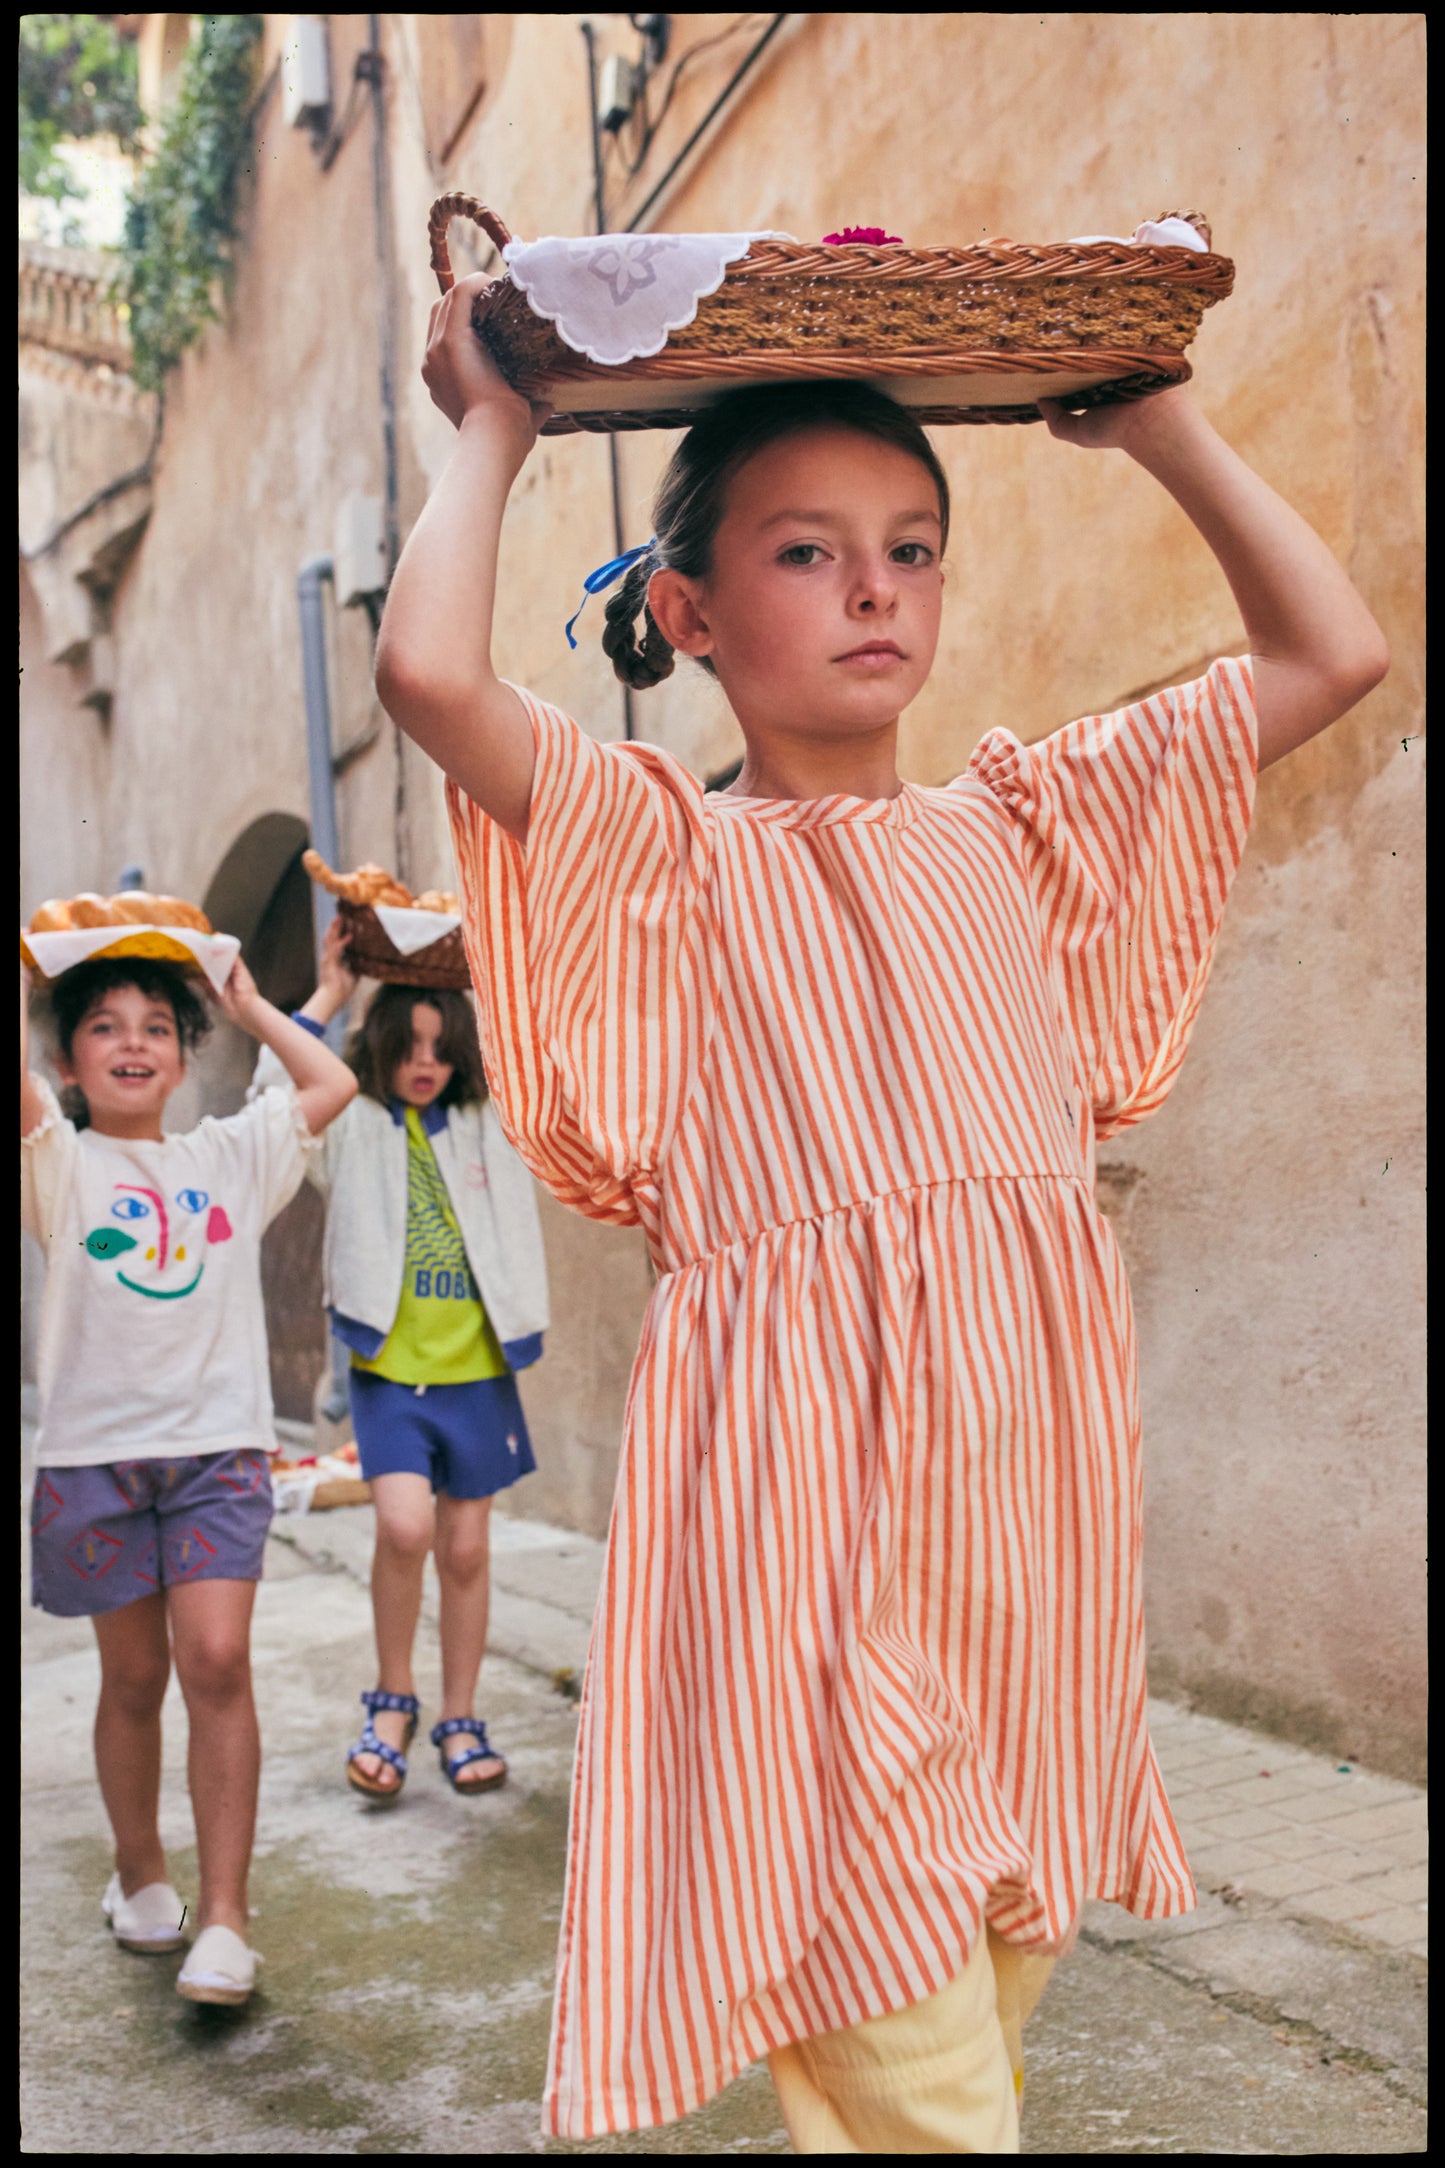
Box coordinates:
[19,13,1424,1777]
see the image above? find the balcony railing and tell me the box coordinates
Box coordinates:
[18,240,133,373]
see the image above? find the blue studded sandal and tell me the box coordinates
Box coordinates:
[346,1689,420,1804]
[430,1716,508,1795]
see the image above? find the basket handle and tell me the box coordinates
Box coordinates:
[429,195,515,295]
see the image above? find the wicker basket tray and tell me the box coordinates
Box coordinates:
[311,1475,374,1510]
[338,900,471,991]
[273,1462,374,1513]
[429,197,1233,432]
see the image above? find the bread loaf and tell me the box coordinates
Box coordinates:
[157,897,213,933]
[68,894,124,929]
[303,850,415,911]
[302,848,347,897]
[109,891,163,924]
[27,892,213,937]
[28,899,73,933]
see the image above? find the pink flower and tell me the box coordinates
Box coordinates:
[822,226,902,246]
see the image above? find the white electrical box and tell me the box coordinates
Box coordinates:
[597,53,638,133]
[283,16,331,128]
[334,492,387,607]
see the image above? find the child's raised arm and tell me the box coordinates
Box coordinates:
[218,957,357,1135]
[295,916,357,1034]
[374,274,553,846]
[20,966,47,1139]
[1040,387,1389,769]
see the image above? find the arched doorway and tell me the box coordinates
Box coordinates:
[203,814,328,1425]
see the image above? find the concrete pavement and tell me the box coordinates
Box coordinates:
[21,1420,1427,2153]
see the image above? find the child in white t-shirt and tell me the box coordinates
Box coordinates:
[21,952,356,2006]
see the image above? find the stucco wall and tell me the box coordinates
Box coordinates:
[19,13,1424,1776]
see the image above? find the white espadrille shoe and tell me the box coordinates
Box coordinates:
[102,1873,188,1954]
[176,1923,261,2006]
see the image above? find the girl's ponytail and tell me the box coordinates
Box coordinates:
[601,554,676,691]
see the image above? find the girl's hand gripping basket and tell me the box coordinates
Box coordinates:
[428,198,1234,433]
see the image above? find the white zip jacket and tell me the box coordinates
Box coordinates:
[250,1041,548,1368]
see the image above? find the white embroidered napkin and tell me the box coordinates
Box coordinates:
[502,231,795,366]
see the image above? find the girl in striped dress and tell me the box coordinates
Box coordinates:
[375,282,1387,2151]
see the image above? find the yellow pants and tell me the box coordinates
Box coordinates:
[766,1931,1056,2154]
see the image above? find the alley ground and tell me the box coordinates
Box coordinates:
[21,1401,1426,2154]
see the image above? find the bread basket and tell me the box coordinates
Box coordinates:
[429,196,1234,433]
[338,900,471,992]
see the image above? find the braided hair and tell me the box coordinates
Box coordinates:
[601,558,676,689]
[600,381,952,695]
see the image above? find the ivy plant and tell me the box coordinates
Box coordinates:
[19,14,143,206]
[123,15,264,392]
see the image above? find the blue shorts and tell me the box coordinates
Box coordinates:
[349,1370,536,1500]
[30,1451,274,1618]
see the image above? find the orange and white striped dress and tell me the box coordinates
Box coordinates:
[448,655,1256,2139]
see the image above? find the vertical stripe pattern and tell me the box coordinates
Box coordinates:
[447,656,1257,2138]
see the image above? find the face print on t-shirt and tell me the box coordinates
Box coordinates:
[84,1181,234,1300]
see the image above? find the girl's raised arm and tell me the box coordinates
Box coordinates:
[375,274,553,846]
[295,916,357,1034]
[20,966,47,1139]
[1040,387,1389,769]
[218,958,357,1136]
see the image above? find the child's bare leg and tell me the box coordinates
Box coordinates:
[434,1494,503,1784]
[167,1577,259,1937]
[354,1472,435,1786]
[92,1592,172,1894]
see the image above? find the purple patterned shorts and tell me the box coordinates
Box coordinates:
[29,1451,274,1618]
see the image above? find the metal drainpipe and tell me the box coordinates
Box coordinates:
[297,552,351,1424]
[298,552,342,1018]
[363,17,401,581]
[362,15,407,856]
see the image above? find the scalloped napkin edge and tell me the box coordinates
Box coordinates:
[501,231,796,366]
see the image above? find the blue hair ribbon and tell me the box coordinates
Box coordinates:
[565,538,657,650]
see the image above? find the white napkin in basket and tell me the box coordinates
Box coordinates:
[1067,217,1209,251]
[372,904,462,956]
[19,924,241,997]
[502,231,794,367]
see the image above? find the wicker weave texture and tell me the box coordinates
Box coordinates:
[428,197,1232,432]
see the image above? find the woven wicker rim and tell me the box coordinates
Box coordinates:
[428,197,1232,431]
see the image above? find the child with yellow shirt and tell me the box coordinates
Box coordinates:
[258,922,549,1800]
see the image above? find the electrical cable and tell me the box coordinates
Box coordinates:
[317,59,370,174]
[623,13,774,179]
[617,13,790,231]
[19,394,165,562]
